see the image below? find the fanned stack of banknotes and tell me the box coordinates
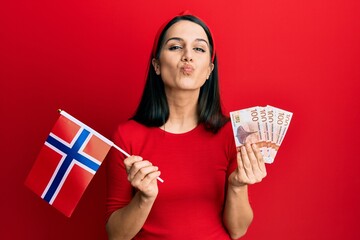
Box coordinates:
[230,105,293,164]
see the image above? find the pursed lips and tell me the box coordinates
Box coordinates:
[180,64,194,74]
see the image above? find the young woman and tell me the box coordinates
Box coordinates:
[106,13,267,240]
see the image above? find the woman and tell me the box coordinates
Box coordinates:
[106,13,267,240]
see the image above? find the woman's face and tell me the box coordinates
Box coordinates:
[153,20,214,93]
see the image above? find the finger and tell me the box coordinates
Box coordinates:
[241,145,252,171]
[240,145,256,183]
[140,170,161,186]
[252,144,267,176]
[235,151,250,183]
[248,144,267,182]
[128,160,153,181]
[236,150,244,170]
[124,155,143,173]
[131,165,159,185]
[245,143,258,170]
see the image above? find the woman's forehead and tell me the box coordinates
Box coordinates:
[164,20,208,42]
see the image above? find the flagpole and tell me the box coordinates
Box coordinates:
[112,144,164,183]
[112,144,131,158]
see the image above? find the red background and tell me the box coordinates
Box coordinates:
[1,0,359,239]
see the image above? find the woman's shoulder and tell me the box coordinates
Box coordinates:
[215,120,236,147]
[216,120,233,136]
[112,120,152,146]
[115,119,149,135]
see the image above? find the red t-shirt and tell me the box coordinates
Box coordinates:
[106,120,238,239]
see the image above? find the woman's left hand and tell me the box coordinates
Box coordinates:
[228,143,267,189]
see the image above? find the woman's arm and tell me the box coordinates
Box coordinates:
[223,143,267,239]
[223,185,253,239]
[106,156,161,240]
[106,191,156,240]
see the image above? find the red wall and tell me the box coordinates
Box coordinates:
[1,0,359,239]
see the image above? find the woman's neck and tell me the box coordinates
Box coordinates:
[162,90,199,133]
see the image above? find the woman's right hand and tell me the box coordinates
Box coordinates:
[124,156,161,200]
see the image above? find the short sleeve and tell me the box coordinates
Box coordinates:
[224,122,238,178]
[105,124,133,223]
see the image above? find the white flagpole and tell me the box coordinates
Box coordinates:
[112,144,164,183]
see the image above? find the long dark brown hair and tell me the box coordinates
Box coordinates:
[132,14,228,133]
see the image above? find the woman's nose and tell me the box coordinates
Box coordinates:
[181,47,193,62]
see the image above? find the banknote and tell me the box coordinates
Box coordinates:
[230,107,261,148]
[256,106,270,161]
[230,106,293,164]
[269,106,293,161]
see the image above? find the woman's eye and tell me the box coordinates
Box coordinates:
[169,45,182,51]
[194,47,206,53]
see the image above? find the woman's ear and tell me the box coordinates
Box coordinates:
[207,62,214,79]
[152,58,161,75]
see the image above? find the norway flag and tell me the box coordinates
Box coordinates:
[25,110,113,217]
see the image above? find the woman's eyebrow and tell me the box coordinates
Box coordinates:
[165,37,183,44]
[165,37,209,47]
[195,38,210,47]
